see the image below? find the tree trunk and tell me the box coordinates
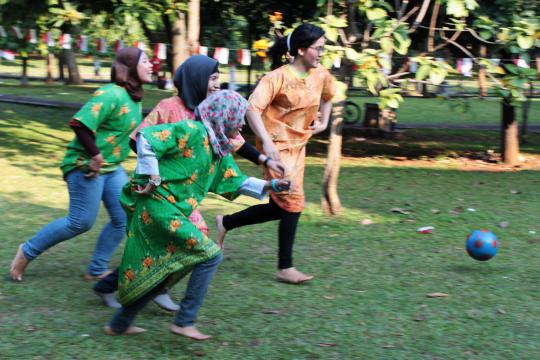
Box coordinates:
[520,83,533,143]
[46,53,54,84]
[172,12,188,74]
[501,99,519,165]
[63,49,83,84]
[187,0,200,54]
[21,56,28,87]
[322,101,344,215]
[536,56,540,78]
[478,45,488,97]
[58,51,66,82]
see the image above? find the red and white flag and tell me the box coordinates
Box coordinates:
[11,26,23,39]
[134,41,146,51]
[408,57,418,73]
[457,58,473,77]
[237,49,251,66]
[0,26,6,37]
[114,40,124,52]
[514,58,530,68]
[213,47,229,65]
[333,56,342,69]
[60,33,71,49]
[26,29,37,44]
[97,38,107,53]
[78,35,88,52]
[1,50,16,61]
[154,43,167,60]
[43,32,55,47]
[195,44,208,56]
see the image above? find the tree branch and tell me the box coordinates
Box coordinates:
[409,0,431,34]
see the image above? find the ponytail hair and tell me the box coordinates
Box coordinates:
[268,23,325,70]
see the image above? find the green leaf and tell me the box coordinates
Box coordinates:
[447,0,467,18]
[416,64,431,80]
[479,30,492,40]
[394,38,411,55]
[429,68,447,85]
[344,47,360,61]
[366,8,387,21]
[516,34,534,49]
[464,0,479,10]
[386,98,400,109]
[372,27,386,39]
[380,36,393,53]
[504,64,520,75]
[325,27,339,43]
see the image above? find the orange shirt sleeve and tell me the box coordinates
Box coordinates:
[321,69,337,102]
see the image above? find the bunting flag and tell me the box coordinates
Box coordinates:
[0,49,16,61]
[195,44,208,56]
[60,33,71,49]
[237,49,251,66]
[408,58,418,73]
[0,26,6,37]
[11,26,23,39]
[213,47,229,65]
[78,35,88,52]
[514,58,530,68]
[134,41,146,51]
[43,32,55,47]
[114,40,124,52]
[154,43,167,60]
[332,56,342,69]
[457,58,473,77]
[490,58,501,66]
[26,29,37,44]
[380,53,391,75]
[97,38,107,53]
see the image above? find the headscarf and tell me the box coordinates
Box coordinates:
[111,47,144,102]
[174,55,219,110]
[195,90,248,157]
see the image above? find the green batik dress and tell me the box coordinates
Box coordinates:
[61,84,142,177]
[118,120,247,305]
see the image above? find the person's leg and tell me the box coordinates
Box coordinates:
[87,167,128,277]
[11,170,102,281]
[93,267,121,308]
[106,280,167,335]
[216,199,281,247]
[171,253,223,340]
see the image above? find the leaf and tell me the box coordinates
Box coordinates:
[380,36,393,53]
[390,207,411,215]
[360,219,374,225]
[414,315,426,321]
[366,8,388,21]
[499,221,509,228]
[262,309,284,315]
[416,64,431,81]
[427,292,449,298]
[318,343,337,347]
[517,34,534,49]
[447,0,468,18]
[325,27,339,43]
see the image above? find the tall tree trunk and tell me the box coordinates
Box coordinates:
[172,12,188,74]
[21,56,28,87]
[63,49,82,84]
[322,101,344,215]
[536,56,540,78]
[501,99,519,165]
[46,53,54,85]
[58,51,66,82]
[520,83,533,143]
[478,45,487,97]
[187,0,200,54]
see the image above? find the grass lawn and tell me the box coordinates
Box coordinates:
[1,99,540,359]
[1,79,539,129]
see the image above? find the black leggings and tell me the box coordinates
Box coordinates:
[222,198,301,269]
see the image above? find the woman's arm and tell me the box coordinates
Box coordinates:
[310,99,333,135]
[69,119,104,178]
[246,109,280,161]
[235,142,285,177]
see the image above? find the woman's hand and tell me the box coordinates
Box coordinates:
[133,183,156,195]
[309,121,327,135]
[265,179,291,192]
[262,140,280,162]
[85,153,104,178]
[266,158,287,178]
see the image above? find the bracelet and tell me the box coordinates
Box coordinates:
[270,179,280,192]
[263,156,271,167]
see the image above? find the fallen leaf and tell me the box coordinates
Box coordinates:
[324,295,336,300]
[431,209,441,214]
[510,189,521,194]
[360,219,374,225]
[497,308,506,314]
[383,345,396,349]
[467,208,477,212]
[193,351,205,357]
[391,207,411,215]
[414,315,426,321]
[25,325,36,332]
[450,206,464,214]
[427,293,449,298]
[318,343,337,347]
[499,221,510,228]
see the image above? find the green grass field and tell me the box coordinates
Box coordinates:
[1,93,540,359]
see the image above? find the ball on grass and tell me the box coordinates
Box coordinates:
[466,230,499,261]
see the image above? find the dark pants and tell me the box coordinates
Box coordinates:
[222,198,301,269]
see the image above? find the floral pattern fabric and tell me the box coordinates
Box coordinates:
[61,84,142,176]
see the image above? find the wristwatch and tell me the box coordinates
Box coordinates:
[148,176,162,186]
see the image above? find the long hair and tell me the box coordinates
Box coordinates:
[268,23,325,70]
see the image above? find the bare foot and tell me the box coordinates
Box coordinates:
[215,215,227,249]
[10,244,29,282]
[104,325,146,336]
[275,267,314,284]
[84,269,113,281]
[170,324,212,340]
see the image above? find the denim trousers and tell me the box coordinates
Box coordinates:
[22,167,128,276]
[108,253,223,333]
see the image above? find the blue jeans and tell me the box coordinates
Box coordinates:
[108,253,223,333]
[22,167,128,276]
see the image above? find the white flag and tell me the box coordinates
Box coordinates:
[43,32,55,47]
[27,29,37,44]
[136,41,146,51]
[459,58,473,77]
[12,26,22,39]
[213,47,229,65]
[197,45,208,56]
[78,35,88,52]
[61,33,71,49]
[1,50,16,61]
[332,56,341,69]
[155,43,167,60]
[238,49,251,66]
[515,58,530,68]
[97,38,107,53]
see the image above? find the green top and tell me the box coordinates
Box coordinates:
[118,120,248,304]
[60,84,142,176]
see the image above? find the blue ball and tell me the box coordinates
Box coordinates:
[466,230,499,261]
